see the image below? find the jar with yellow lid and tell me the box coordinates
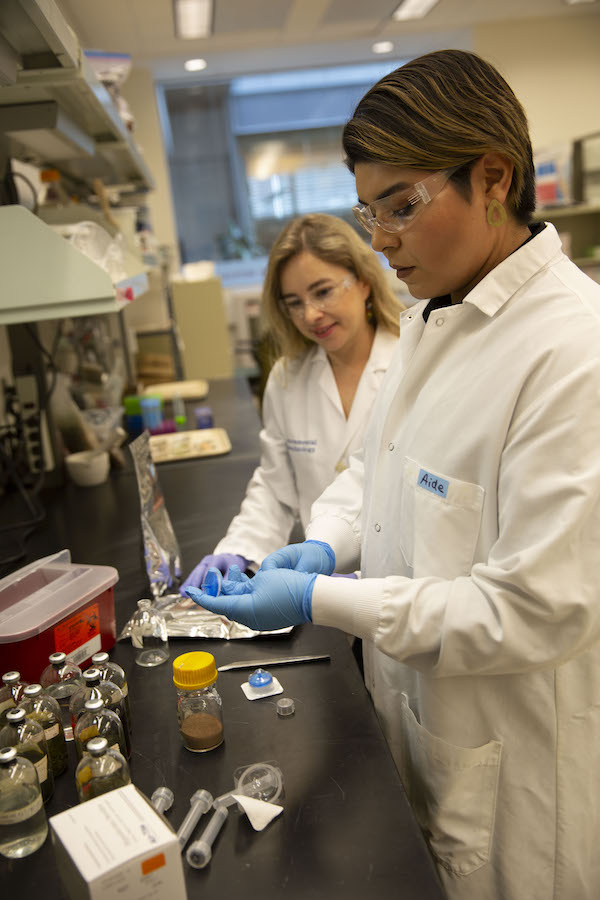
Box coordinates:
[173,652,223,753]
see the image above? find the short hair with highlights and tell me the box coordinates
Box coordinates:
[261,213,402,360]
[342,49,536,224]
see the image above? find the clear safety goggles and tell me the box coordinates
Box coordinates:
[352,166,460,235]
[280,276,354,320]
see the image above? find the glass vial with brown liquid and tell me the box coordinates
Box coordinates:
[173,652,223,753]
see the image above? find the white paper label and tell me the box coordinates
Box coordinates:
[0,792,43,825]
[69,635,102,666]
[44,723,60,740]
[34,755,48,783]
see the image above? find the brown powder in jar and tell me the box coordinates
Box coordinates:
[181,712,223,751]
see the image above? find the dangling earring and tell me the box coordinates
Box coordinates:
[487,198,507,227]
[366,298,375,324]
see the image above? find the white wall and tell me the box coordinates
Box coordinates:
[474,14,600,152]
[121,67,180,271]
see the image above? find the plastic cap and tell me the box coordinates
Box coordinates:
[2,671,21,684]
[83,668,101,682]
[248,668,273,688]
[86,736,108,755]
[6,708,26,722]
[84,698,104,711]
[92,652,109,664]
[49,652,66,665]
[0,747,17,764]
[23,684,43,697]
[172,651,217,689]
[276,697,295,717]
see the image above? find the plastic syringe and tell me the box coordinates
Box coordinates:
[177,788,213,850]
[186,804,229,868]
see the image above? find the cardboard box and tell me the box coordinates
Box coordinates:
[0,549,117,683]
[50,785,187,900]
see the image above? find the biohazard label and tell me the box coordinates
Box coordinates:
[54,602,101,664]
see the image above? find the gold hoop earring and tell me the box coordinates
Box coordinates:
[487,198,507,227]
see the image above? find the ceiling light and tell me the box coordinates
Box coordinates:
[174,0,213,39]
[372,41,394,54]
[184,58,208,72]
[563,0,598,4]
[392,0,440,21]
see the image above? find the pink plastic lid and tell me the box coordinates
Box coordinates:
[0,550,118,643]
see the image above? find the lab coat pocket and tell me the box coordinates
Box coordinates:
[399,695,502,876]
[399,457,484,579]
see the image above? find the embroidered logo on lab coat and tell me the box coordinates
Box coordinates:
[418,468,449,498]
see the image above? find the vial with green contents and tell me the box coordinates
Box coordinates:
[75,737,130,803]
[69,668,131,757]
[20,684,68,777]
[0,747,48,859]
[0,708,54,804]
[40,652,83,740]
[74,698,128,760]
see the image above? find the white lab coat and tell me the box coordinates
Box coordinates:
[306,224,600,900]
[214,326,398,566]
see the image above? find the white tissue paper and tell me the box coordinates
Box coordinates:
[231,794,283,831]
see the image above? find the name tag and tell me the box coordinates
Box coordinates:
[418,468,449,498]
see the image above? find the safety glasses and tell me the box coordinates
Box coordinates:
[352,166,460,235]
[280,277,354,320]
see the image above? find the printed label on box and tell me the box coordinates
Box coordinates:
[54,603,101,661]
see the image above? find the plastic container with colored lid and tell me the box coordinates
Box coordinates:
[0,550,118,683]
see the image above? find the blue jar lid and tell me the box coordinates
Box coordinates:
[248,668,273,688]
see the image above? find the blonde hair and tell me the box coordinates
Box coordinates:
[343,49,536,224]
[261,213,402,360]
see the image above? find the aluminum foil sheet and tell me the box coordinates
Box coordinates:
[118,593,292,641]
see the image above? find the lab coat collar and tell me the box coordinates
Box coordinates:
[464,222,564,317]
[310,324,397,375]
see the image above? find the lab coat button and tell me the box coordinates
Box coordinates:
[388,442,394,451]
[374,523,381,532]
[436,317,444,326]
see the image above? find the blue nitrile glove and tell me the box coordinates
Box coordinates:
[331,572,358,579]
[260,540,335,575]
[185,565,316,631]
[180,553,250,596]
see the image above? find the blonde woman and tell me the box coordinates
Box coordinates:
[181,213,402,589]
[189,50,600,900]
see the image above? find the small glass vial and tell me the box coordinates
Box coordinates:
[0,747,48,859]
[0,671,29,727]
[91,652,131,727]
[40,652,83,740]
[130,599,169,668]
[75,736,130,803]
[69,668,131,757]
[0,708,54,804]
[74,698,128,761]
[20,684,68,777]
[173,652,223,753]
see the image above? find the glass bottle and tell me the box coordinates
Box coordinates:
[173,652,223,753]
[75,736,130,803]
[91,652,131,727]
[130,599,169,667]
[0,708,54,804]
[69,668,131,757]
[0,747,48,859]
[40,652,83,740]
[0,672,29,727]
[74,698,128,761]
[20,684,68,777]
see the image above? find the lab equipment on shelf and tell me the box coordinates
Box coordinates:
[194,404,213,429]
[20,684,68,776]
[130,599,170,667]
[186,804,228,869]
[75,736,130,803]
[0,747,48,859]
[0,708,54,804]
[139,395,163,431]
[172,652,224,753]
[176,788,213,850]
